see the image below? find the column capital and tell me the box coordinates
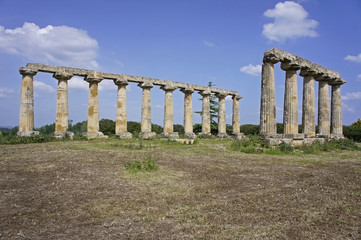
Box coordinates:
[138,81,153,89]
[160,84,177,92]
[85,71,103,83]
[299,68,316,77]
[329,78,346,86]
[199,89,211,96]
[114,78,129,86]
[19,67,37,76]
[215,92,227,99]
[53,70,73,80]
[263,56,279,64]
[280,61,300,71]
[232,95,242,101]
[180,86,194,94]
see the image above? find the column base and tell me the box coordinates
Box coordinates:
[316,134,330,139]
[82,132,108,139]
[233,133,245,140]
[161,132,179,139]
[283,133,304,140]
[54,131,74,139]
[17,131,39,137]
[217,132,229,138]
[139,132,156,139]
[198,132,212,137]
[184,132,197,139]
[330,134,344,139]
[115,132,133,139]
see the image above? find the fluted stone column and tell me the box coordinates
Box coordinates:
[83,72,106,139]
[216,93,228,138]
[199,90,211,136]
[54,71,73,139]
[161,85,178,138]
[331,83,343,137]
[317,79,330,136]
[232,95,243,138]
[114,78,132,138]
[17,68,39,137]
[139,82,156,139]
[260,61,277,135]
[281,63,301,138]
[300,69,316,137]
[181,87,196,138]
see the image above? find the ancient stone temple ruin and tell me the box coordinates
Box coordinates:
[260,48,346,145]
[17,63,243,139]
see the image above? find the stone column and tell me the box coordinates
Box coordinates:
[17,67,39,136]
[160,85,179,138]
[330,82,343,137]
[232,95,243,138]
[317,79,330,136]
[260,61,277,135]
[139,82,156,139]
[181,87,196,138]
[281,62,300,138]
[53,70,73,139]
[300,69,316,138]
[114,78,132,138]
[216,93,228,138]
[83,72,106,138]
[199,90,211,136]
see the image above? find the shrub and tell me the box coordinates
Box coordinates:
[125,156,159,173]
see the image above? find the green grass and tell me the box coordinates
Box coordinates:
[125,156,159,173]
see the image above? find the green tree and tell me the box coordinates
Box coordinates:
[195,81,219,125]
[99,119,115,136]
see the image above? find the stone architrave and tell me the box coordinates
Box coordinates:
[216,93,228,138]
[17,67,39,137]
[232,95,243,138]
[53,70,74,139]
[260,61,277,135]
[330,81,344,137]
[139,82,156,139]
[199,90,211,136]
[281,62,301,138]
[316,79,330,136]
[181,87,196,139]
[114,78,132,138]
[160,85,179,138]
[300,69,316,137]
[83,72,106,139]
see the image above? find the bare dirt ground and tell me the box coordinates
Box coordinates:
[0,139,360,239]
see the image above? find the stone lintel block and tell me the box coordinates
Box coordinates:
[139,131,156,139]
[19,67,37,76]
[283,133,304,140]
[261,133,283,139]
[17,131,39,137]
[116,132,133,139]
[184,132,197,139]
[114,78,129,86]
[217,132,229,138]
[174,139,195,144]
[138,81,153,89]
[160,132,179,139]
[83,131,108,139]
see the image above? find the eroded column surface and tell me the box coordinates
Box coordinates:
[84,73,106,139]
[161,85,178,138]
[260,61,277,135]
[114,78,132,138]
[331,83,343,137]
[199,90,211,136]
[232,95,243,137]
[216,93,228,138]
[300,69,316,137]
[139,82,156,139]
[17,68,39,136]
[54,71,73,139]
[317,80,330,135]
[281,63,300,137]
[181,87,196,138]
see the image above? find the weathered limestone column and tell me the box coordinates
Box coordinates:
[199,90,211,136]
[160,85,179,138]
[139,82,156,139]
[83,72,106,139]
[316,79,330,136]
[300,69,316,137]
[114,78,132,138]
[232,95,243,138]
[260,61,277,135]
[281,62,301,137]
[181,87,196,138]
[54,70,74,139]
[330,82,344,137]
[17,67,39,136]
[216,93,228,138]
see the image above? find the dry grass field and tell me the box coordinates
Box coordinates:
[1,138,360,239]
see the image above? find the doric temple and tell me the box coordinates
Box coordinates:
[17,63,243,139]
[260,48,346,145]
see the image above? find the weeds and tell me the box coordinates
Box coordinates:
[125,156,159,173]
[0,134,57,144]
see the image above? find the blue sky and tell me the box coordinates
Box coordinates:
[0,0,360,128]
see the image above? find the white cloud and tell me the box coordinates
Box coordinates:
[357,74,361,81]
[262,1,318,42]
[342,103,355,113]
[342,91,361,100]
[99,80,116,91]
[204,40,216,47]
[0,22,98,69]
[225,95,232,101]
[345,53,361,63]
[68,77,89,91]
[240,64,262,76]
[155,104,163,109]
[0,87,14,98]
[33,81,55,93]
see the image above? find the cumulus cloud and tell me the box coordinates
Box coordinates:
[345,53,361,63]
[240,64,262,76]
[204,40,216,47]
[68,77,127,92]
[0,22,98,68]
[0,87,14,98]
[33,81,55,93]
[342,103,355,113]
[262,1,318,42]
[342,91,361,100]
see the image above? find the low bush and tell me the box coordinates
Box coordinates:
[125,156,159,173]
